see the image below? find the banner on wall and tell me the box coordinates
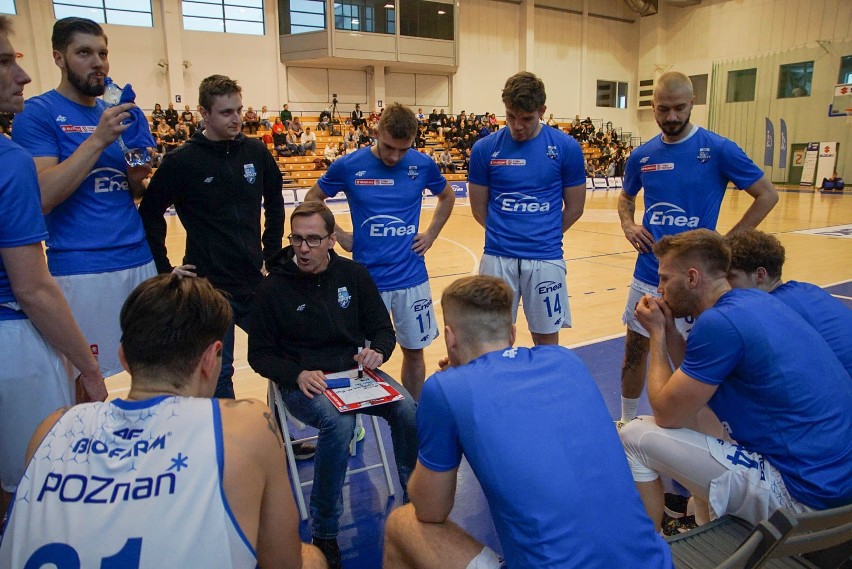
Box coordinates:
[814,142,838,187]
[778,119,787,169]
[763,118,774,167]
[800,142,820,186]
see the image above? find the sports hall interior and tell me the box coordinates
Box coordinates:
[10,0,852,566]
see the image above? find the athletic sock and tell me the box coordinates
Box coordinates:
[620,396,640,423]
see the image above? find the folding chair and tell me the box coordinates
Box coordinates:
[267,380,396,521]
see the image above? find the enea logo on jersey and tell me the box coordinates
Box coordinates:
[355,178,395,186]
[645,202,699,228]
[361,214,416,237]
[536,280,562,295]
[490,158,526,166]
[88,167,129,194]
[640,162,674,173]
[495,192,550,213]
[60,124,96,133]
[411,298,432,312]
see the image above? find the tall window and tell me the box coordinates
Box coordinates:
[0,0,15,15]
[596,80,628,109]
[182,0,265,35]
[399,0,453,40]
[726,68,756,102]
[838,55,852,85]
[689,74,708,105]
[280,0,325,35]
[334,1,393,34]
[777,61,813,99]
[53,1,153,27]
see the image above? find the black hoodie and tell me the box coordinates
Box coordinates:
[248,247,396,391]
[139,131,284,297]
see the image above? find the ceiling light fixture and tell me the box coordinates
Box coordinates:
[437,9,446,14]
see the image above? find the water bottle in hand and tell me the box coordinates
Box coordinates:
[103,77,150,167]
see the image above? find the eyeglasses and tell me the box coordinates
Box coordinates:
[288,233,330,248]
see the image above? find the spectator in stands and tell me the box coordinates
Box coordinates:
[725,229,852,377]
[323,140,337,165]
[415,124,427,148]
[456,110,467,128]
[175,122,190,144]
[301,126,317,155]
[162,127,180,152]
[428,108,439,131]
[286,127,304,156]
[271,117,287,156]
[259,105,271,129]
[280,103,292,125]
[243,107,259,135]
[156,118,170,140]
[164,102,179,129]
[383,275,673,569]
[546,113,558,127]
[317,108,331,132]
[248,200,417,569]
[620,229,852,530]
[438,147,456,174]
[351,103,364,127]
[291,116,303,137]
[416,107,425,123]
[357,124,372,147]
[462,147,471,171]
[488,113,498,127]
[181,104,196,134]
[477,120,490,140]
[151,102,165,129]
[344,126,357,150]
[437,108,447,125]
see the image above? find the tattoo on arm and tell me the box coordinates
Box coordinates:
[263,411,284,448]
[223,399,255,408]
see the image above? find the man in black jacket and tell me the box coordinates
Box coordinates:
[248,201,417,569]
[139,74,284,399]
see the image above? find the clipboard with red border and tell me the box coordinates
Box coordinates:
[323,368,404,412]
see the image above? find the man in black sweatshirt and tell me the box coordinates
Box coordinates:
[248,201,417,569]
[139,74,284,399]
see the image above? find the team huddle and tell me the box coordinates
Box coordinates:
[0,15,850,569]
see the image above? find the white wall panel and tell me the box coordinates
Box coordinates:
[287,67,330,103]
[386,72,417,105]
[415,74,449,107]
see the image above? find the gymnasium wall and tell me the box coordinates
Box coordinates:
[637,0,851,179]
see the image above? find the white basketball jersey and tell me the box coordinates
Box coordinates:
[0,396,256,568]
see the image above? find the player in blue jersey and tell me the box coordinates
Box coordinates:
[11,17,156,379]
[0,15,105,504]
[725,229,852,377]
[620,230,851,531]
[617,72,777,427]
[384,276,673,569]
[0,275,326,569]
[469,72,587,346]
[305,103,455,400]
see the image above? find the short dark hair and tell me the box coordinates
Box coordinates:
[726,229,785,279]
[52,17,106,52]
[120,275,232,386]
[377,103,418,141]
[653,229,730,277]
[0,15,12,36]
[502,72,546,112]
[198,74,241,112]
[292,200,335,235]
[442,275,513,344]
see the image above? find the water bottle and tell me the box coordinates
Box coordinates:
[103,77,150,167]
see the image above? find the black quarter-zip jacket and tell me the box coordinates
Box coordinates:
[248,247,396,392]
[139,131,284,297]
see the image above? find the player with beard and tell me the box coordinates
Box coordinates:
[615,72,777,429]
[12,17,156,381]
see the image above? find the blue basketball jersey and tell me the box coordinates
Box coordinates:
[12,90,152,276]
[0,396,257,568]
[318,146,447,291]
[0,137,47,318]
[468,126,586,260]
[623,127,763,285]
[418,346,673,568]
[682,289,852,510]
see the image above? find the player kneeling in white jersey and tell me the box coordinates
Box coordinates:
[0,275,327,569]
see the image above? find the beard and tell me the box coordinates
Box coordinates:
[657,110,691,138]
[67,66,105,97]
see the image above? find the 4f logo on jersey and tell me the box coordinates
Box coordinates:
[337,287,351,309]
[502,347,518,359]
[408,166,419,180]
[697,147,711,163]
[640,156,650,164]
[546,146,559,160]
[243,163,257,184]
[491,151,500,158]
[645,202,699,228]
[355,170,367,177]
[55,114,67,123]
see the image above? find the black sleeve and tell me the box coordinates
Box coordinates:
[247,279,303,391]
[138,157,177,274]
[260,144,285,262]
[355,264,396,362]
